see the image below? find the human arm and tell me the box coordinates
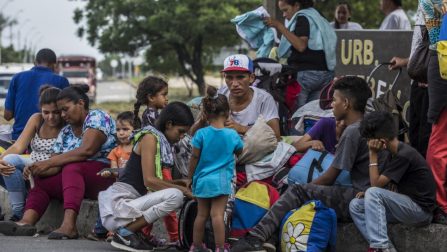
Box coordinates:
[264,17,309,52]
[389,57,409,70]
[139,134,192,197]
[266,118,281,141]
[0,113,41,159]
[189,110,207,136]
[367,139,391,188]
[29,128,107,174]
[186,147,201,189]
[3,110,13,121]
[311,166,342,185]
[293,134,325,153]
[0,114,41,175]
[4,76,16,121]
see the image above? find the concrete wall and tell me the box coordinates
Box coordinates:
[2,188,447,251]
[0,188,166,238]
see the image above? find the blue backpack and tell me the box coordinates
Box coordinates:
[287,150,352,187]
[279,200,337,252]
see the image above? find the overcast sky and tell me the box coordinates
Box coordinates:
[1,0,103,60]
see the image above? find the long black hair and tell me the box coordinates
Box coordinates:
[155,102,194,133]
[56,84,90,110]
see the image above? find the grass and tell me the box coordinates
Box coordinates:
[0,86,200,123]
[92,86,200,118]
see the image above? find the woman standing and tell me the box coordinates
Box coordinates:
[264,0,336,109]
[0,85,116,239]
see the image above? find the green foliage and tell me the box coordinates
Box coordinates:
[74,0,259,94]
[315,0,418,29]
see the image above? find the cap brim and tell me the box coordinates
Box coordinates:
[221,67,251,73]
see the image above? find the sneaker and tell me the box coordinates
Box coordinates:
[433,208,447,225]
[367,248,395,252]
[148,235,167,247]
[86,229,108,241]
[231,235,266,252]
[9,215,21,222]
[215,243,231,252]
[262,242,276,252]
[189,243,211,252]
[111,232,154,252]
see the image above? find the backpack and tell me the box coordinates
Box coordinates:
[370,90,408,141]
[230,181,280,238]
[280,200,337,252]
[178,199,232,250]
[287,150,352,187]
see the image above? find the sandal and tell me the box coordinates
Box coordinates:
[47,231,79,240]
[0,221,36,236]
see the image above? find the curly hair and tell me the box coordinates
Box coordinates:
[133,76,168,129]
[155,102,194,133]
[360,111,397,140]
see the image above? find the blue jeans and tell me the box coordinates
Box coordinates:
[349,187,432,249]
[0,154,33,218]
[296,70,334,109]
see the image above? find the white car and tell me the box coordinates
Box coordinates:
[0,64,33,107]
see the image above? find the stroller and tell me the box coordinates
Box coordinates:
[252,58,300,136]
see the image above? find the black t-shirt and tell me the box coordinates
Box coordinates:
[287,16,328,71]
[381,142,436,212]
[119,150,146,196]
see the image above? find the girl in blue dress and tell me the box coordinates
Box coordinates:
[188,86,244,252]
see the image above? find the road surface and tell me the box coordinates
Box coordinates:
[95,80,136,104]
[0,235,182,252]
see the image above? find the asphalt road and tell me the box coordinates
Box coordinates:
[0,235,183,252]
[95,80,136,104]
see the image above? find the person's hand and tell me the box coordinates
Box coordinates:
[0,160,15,176]
[367,139,386,154]
[310,140,325,152]
[356,191,365,199]
[180,186,193,199]
[225,119,248,134]
[389,57,408,70]
[23,166,32,180]
[28,160,51,176]
[98,170,112,178]
[264,17,283,29]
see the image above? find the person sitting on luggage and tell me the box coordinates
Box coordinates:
[293,117,345,154]
[349,111,435,252]
[98,102,194,252]
[191,54,280,140]
[187,86,244,252]
[231,76,371,252]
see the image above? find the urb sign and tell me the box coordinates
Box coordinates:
[334,30,413,122]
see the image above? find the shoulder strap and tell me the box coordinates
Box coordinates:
[307,151,328,183]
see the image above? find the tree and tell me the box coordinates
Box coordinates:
[315,0,418,29]
[74,0,259,95]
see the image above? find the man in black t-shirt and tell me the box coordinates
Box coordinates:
[350,111,435,252]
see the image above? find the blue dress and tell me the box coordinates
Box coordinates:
[191,126,244,198]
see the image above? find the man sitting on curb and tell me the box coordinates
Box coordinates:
[232,76,371,252]
[349,111,436,252]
